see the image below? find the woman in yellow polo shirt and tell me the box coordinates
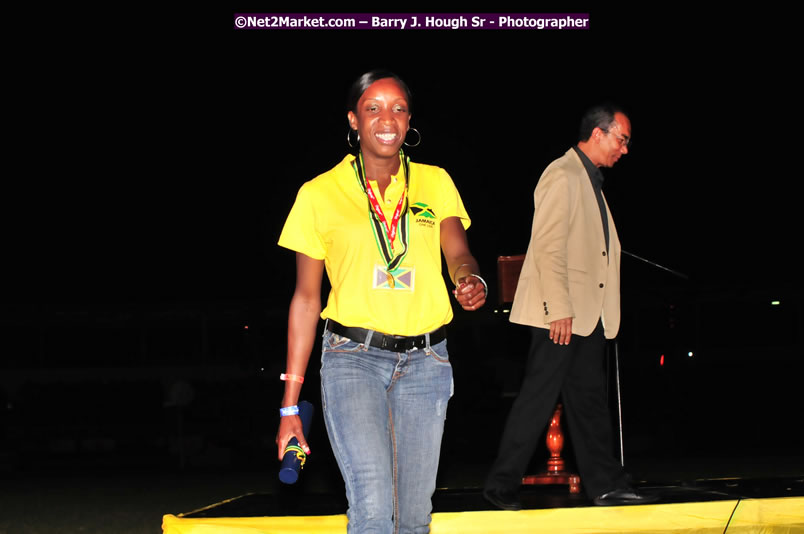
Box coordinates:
[276,70,486,534]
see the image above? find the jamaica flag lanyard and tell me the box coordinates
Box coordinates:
[352,150,411,288]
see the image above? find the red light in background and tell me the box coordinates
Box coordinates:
[660,354,665,366]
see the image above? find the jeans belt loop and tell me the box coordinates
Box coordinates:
[363,328,374,350]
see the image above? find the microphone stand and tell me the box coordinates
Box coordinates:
[622,250,689,280]
[613,249,689,466]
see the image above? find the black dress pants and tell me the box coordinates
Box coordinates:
[484,321,627,499]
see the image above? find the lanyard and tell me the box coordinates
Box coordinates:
[352,151,410,272]
[365,179,405,254]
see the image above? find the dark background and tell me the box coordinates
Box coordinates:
[2,8,801,487]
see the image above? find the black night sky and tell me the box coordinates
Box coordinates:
[2,8,802,480]
[8,10,798,303]
[9,11,798,302]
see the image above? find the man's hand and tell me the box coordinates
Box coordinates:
[549,317,573,345]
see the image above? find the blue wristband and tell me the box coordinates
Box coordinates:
[280,405,300,417]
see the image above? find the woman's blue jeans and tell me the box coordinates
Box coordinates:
[320,327,453,534]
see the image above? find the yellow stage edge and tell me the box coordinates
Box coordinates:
[162,496,804,534]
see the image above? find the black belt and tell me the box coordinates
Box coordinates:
[327,320,446,352]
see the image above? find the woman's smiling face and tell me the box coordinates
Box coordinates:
[348,77,411,160]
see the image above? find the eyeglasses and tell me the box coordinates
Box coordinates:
[603,128,630,148]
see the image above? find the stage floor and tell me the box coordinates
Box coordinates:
[163,475,804,533]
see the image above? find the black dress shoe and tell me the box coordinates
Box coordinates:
[483,488,522,511]
[593,487,658,506]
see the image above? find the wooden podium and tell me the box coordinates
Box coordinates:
[497,255,581,494]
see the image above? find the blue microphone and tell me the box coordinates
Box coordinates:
[279,400,314,484]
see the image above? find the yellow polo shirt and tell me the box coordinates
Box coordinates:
[279,154,471,336]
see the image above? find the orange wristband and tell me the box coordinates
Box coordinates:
[280,373,304,384]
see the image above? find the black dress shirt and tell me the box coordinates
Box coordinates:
[573,145,610,254]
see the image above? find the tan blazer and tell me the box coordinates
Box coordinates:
[510,148,621,339]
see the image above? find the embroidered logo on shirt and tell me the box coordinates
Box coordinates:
[410,202,436,228]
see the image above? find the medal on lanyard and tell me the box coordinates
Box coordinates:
[353,151,410,286]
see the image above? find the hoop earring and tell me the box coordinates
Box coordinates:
[404,127,421,147]
[347,129,360,148]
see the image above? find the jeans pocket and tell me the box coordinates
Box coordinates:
[323,331,363,352]
[426,339,450,364]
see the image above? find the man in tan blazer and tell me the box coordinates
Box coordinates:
[484,104,657,509]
